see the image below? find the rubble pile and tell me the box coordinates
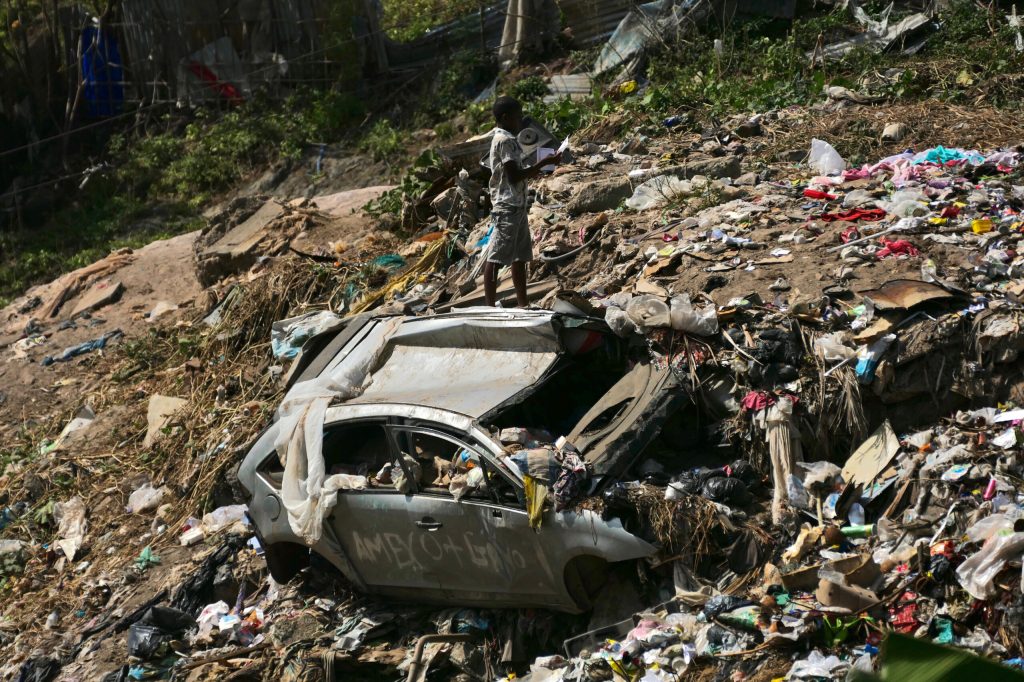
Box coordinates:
[8,100,1024,681]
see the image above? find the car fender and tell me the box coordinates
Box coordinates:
[549,509,657,563]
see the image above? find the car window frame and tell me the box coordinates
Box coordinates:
[387,422,523,506]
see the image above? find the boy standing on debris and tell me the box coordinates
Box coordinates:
[484,95,560,307]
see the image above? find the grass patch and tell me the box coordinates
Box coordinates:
[0,196,201,307]
[382,0,482,42]
[1,89,366,306]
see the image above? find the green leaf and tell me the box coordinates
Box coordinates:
[879,633,1024,681]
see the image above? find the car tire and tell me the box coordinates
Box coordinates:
[263,541,310,583]
[564,555,609,612]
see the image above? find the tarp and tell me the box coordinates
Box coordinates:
[498,0,562,69]
[81,26,124,117]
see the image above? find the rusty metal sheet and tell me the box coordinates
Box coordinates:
[859,279,954,311]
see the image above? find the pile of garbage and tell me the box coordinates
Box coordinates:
[11,98,1024,680]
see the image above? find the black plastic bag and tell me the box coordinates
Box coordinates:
[727,460,759,486]
[15,657,60,682]
[673,471,703,494]
[703,595,754,620]
[126,623,169,660]
[141,605,193,634]
[700,476,750,506]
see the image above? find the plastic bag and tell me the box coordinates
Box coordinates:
[127,624,169,660]
[808,139,846,175]
[788,650,850,679]
[703,595,754,620]
[625,175,692,211]
[855,334,896,384]
[201,504,249,533]
[799,461,842,489]
[956,531,1024,599]
[626,295,671,329]
[605,306,637,338]
[126,484,166,514]
[880,189,928,217]
[700,477,750,505]
[813,333,857,363]
[964,513,1020,543]
[842,189,875,208]
[669,295,719,336]
[786,474,811,509]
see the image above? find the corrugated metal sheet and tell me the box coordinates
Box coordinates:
[117,0,321,101]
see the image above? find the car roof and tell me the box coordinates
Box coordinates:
[329,308,575,419]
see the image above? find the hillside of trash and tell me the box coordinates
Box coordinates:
[8,6,1024,679]
[4,89,1024,682]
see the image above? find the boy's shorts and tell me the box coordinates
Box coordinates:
[487,207,532,265]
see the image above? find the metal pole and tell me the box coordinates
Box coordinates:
[405,633,473,682]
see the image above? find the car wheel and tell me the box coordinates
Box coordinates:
[263,541,310,583]
[564,555,609,612]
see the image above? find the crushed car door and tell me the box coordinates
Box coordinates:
[565,359,687,486]
[325,419,450,602]
[387,424,571,609]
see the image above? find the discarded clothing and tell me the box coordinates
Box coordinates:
[740,391,776,411]
[877,238,920,259]
[553,452,589,511]
[817,208,886,223]
[523,475,548,529]
[41,329,122,366]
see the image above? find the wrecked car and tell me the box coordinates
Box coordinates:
[239,308,687,612]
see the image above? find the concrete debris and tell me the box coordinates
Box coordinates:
[143,394,188,448]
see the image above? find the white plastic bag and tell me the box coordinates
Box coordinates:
[605,306,637,337]
[200,504,250,533]
[625,175,692,211]
[626,295,671,329]
[808,139,846,175]
[126,484,166,514]
[964,512,1020,543]
[956,532,1024,599]
[669,295,719,336]
[813,333,857,363]
[881,189,929,217]
[799,461,842,489]
[842,189,874,208]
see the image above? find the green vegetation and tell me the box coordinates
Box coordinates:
[382,0,482,42]
[114,90,365,206]
[5,0,1024,308]
[0,90,365,306]
[359,119,404,162]
[0,196,200,308]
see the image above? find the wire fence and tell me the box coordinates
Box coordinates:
[0,0,640,212]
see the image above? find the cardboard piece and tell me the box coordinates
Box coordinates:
[817,578,878,612]
[842,420,901,488]
[858,279,953,311]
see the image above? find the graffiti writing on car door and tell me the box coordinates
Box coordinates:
[350,529,555,582]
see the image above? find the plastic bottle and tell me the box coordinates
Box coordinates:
[840,524,874,538]
[848,503,865,526]
[921,259,938,283]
